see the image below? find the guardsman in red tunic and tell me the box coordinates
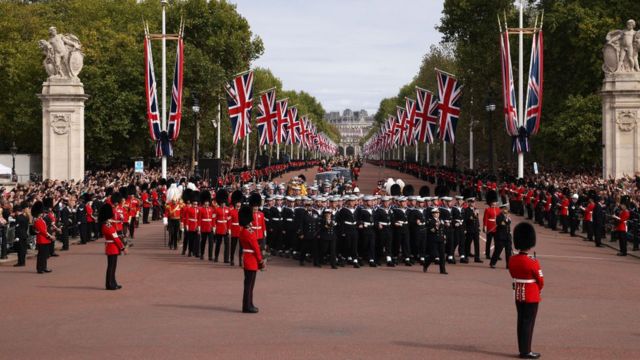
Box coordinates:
[214,189,231,263]
[198,190,215,261]
[110,192,126,244]
[163,185,183,250]
[99,204,127,290]
[613,198,630,256]
[250,193,267,251]
[582,197,596,242]
[180,189,192,255]
[184,191,201,257]
[126,184,140,240]
[483,190,500,260]
[141,183,151,224]
[509,223,543,359]
[559,194,570,233]
[238,205,264,313]
[32,201,53,274]
[229,190,244,267]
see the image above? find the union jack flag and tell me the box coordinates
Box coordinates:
[299,116,309,149]
[436,69,463,144]
[256,88,277,146]
[225,70,254,144]
[287,106,301,144]
[167,36,183,143]
[500,30,519,138]
[397,107,409,147]
[405,97,417,146]
[415,87,439,144]
[525,30,543,136]
[275,98,289,145]
[144,36,163,156]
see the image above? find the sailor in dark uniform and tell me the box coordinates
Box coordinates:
[423,207,447,274]
[374,196,394,267]
[356,195,377,267]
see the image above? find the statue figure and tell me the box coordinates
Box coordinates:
[39,26,84,79]
[603,19,640,74]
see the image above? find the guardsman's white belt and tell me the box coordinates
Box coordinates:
[344,221,356,225]
[272,218,282,221]
[513,279,536,284]
[243,249,255,253]
[188,218,198,222]
[285,219,294,222]
[232,222,239,226]
[217,220,227,223]
[378,222,390,226]
[201,219,212,222]
[105,240,115,243]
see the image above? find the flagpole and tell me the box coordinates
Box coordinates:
[161,0,167,179]
[277,143,280,160]
[403,146,406,161]
[216,101,221,158]
[426,143,430,164]
[443,143,447,166]
[517,0,524,178]
[245,135,249,167]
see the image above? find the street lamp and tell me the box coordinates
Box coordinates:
[192,98,201,177]
[10,141,17,183]
[485,99,496,176]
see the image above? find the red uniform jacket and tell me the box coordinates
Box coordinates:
[181,204,191,227]
[229,208,241,238]
[128,197,140,218]
[584,203,595,222]
[239,227,263,271]
[34,218,51,245]
[560,198,569,216]
[184,206,200,232]
[198,206,215,233]
[165,202,182,219]
[483,207,500,233]
[86,204,94,223]
[215,206,231,235]
[114,205,125,232]
[616,209,630,232]
[102,222,125,255]
[252,210,266,240]
[151,191,159,207]
[142,192,151,208]
[508,252,544,303]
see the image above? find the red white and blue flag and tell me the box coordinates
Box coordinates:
[415,87,439,144]
[436,69,463,144]
[500,30,519,139]
[287,106,301,145]
[225,70,254,144]
[275,98,289,145]
[299,116,309,149]
[525,30,543,137]
[144,36,164,156]
[404,98,418,146]
[397,107,409,147]
[256,88,277,146]
[167,36,183,144]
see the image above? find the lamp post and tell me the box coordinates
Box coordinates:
[485,99,496,176]
[192,98,200,177]
[10,141,17,183]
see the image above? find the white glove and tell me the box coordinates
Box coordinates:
[162,217,168,226]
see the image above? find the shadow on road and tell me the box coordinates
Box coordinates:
[392,341,514,358]
[154,303,239,313]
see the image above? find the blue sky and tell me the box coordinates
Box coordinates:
[231,0,444,114]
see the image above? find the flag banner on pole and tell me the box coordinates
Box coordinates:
[415,87,440,144]
[500,29,519,140]
[396,106,408,147]
[287,106,301,145]
[405,97,417,146]
[256,88,277,146]
[389,116,401,149]
[225,70,254,145]
[275,98,289,145]
[299,116,309,149]
[436,69,463,144]
[167,35,183,143]
[144,35,165,157]
[525,29,543,136]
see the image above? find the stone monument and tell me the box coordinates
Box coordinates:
[37,26,88,181]
[602,19,640,178]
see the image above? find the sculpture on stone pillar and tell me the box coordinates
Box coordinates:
[38,26,84,79]
[603,19,640,74]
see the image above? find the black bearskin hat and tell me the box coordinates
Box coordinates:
[42,197,53,210]
[98,203,114,223]
[216,189,229,205]
[119,186,128,199]
[486,190,498,204]
[231,190,244,205]
[111,192,122,205]
[140,182,149,192]
[249,193,262,207]
[127,184,137,196]
[82,193,93,202]
[191,191,200,203]
[621,195,631,207]
[513,222,536,250]
[462,187,472,199]
[299,174,306,182]
[419,185,430,197]
[159,178,167,186]
[402,184,414,196]
[150,181,158,189]
[390,184,401,196]
[105,187,114,197]
[183,188,193,203]
[31,201,44,218]
[200,190,212,204]
[517,178,525,186]
[238,205,253,227]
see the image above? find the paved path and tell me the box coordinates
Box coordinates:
[1,164,639,359]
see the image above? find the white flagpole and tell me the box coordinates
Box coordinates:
[517,0,524,178]
[161,0,167,178]
[403,146,406,161]
[216,102,221,158]
[426,143,430,164]
[245,135,249,167]
[277,143,280,160]
[443,142,447,166]
[415,144,419,162]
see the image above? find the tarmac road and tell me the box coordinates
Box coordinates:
[1,163,639,359]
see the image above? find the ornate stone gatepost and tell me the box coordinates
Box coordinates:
[602,19,640,178]
[37,26,88,181]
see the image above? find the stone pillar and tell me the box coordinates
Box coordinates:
[38,78,88,181]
